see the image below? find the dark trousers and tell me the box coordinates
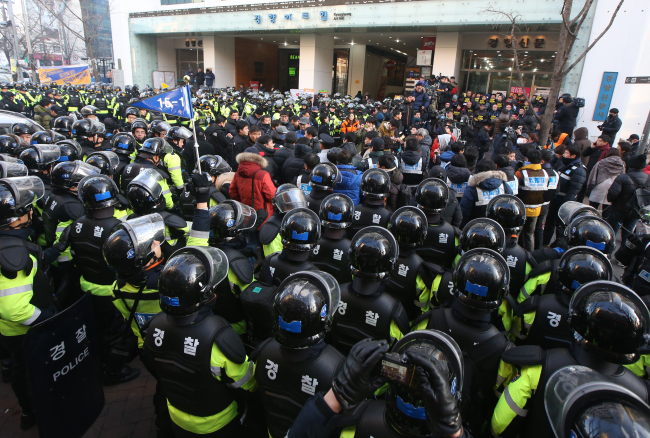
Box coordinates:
[90,293,128,373]
[542,200,562,246]
[607,212,638,244]
[0,334,33,414]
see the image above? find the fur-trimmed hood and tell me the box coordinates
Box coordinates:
[468,170,507,189]
[236,152,268,168]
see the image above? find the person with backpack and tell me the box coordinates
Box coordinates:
[607,154,650,242]
[333,150,362,205]
[377,154,406,212]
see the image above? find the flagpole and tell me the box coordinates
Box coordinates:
[182,80,201,173]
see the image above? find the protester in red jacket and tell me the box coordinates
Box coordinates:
[229,147,276,227]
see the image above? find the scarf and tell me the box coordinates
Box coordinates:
[587,155,625,188]
[594,142,611,161]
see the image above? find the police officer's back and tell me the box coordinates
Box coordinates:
[305,162,339,216]
[347,168,392,239]
[259,184,307,257]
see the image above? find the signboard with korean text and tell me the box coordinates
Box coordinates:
[593,72,618,122]
[416,50,432,66]
[422,37,436,51]
[38,65,91,85]
[24,294,104,438]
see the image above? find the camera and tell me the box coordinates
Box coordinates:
[380,352,415,387]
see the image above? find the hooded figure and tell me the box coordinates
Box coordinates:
[229,150,276,225]
[460,165,512,228]
[573,127,591,167]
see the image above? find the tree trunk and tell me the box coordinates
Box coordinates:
[539,0,573,147]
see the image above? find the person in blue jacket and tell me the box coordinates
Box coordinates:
[333,149,362,205]
[459,159,513,228]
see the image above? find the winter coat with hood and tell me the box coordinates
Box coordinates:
[418,135,433,158]
[273,142,295,170]
[446,164,471,197]
[252,141,279,182]
[585,155,625,205]
[334,164,362,205]
[439,150,455,167]
[229,152,276,224]
[607,155,650,213]
[399,149,428,186]
[386,169,404,212]
[341,142,363,169]
[573,127,591,167]
[460,170,513,228]
[281,143,313,184]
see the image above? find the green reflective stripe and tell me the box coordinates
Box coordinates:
[190,229,209,239]
[504,387,528,417]
[162,189,170,195]
[210,365,221,378]
[227,362,253,388]
[0,284,32,297]
[116,214,128,221]
[168,166,181,171]
[56,226,67,232]
[22,307,41,325]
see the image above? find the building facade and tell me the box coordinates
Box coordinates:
[111,0,650,143]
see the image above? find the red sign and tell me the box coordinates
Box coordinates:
[386,60,396,71]
[510,85,531,96]
[422,37,436,51]
[250,81,259,91]
[34,53,62,61]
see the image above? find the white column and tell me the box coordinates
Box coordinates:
[347,44,366,96]
[204,36,235,88]
[431,32,463,79]
[299,34,334,93]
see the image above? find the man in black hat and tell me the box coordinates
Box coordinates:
[628,134,642,154]
[317,134,335,162]
[246,106,265,126]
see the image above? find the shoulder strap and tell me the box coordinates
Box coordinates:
[250,169,261,209]
[115,283,146,338]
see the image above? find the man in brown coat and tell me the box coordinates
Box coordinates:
[573,127,591,166]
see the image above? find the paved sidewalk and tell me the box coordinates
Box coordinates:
[0,357,157,438]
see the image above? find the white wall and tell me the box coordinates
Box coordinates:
[299,34,334,93]
[575,0,650,141]
[348,44,366,96]
[432,32,463,79]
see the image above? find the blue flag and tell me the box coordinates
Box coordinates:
[130,85,194,119]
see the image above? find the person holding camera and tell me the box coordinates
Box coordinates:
[552,95,579,137]
[597,107,622,145]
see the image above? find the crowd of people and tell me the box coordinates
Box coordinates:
[0,79,650,438]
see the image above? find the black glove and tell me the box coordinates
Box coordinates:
[53,225,72,253]
[331,339,389,411]
[626,233,643,252]
[407,352,462,438]
[189,172,212,203]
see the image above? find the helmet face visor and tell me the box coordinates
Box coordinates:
[117,213,166,264]
[0,176,44,210]
[0,162,28,178]
[274,188,307,213]
[129,168,164,200]
[34,144,62,165]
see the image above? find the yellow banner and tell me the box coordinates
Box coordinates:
[37,65,91,86]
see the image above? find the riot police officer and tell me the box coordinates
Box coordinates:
[510,246,612,348]
[130,118,148,148]
[412,248,513,435]
[309,193,354,284]
[56,139,83,163]
[305,162,340,215]
[259,184,307,257]
[414,178,461,269]
[330,226,409,355]
[457,218,506,260]
[143,246,257,437]
[120,138,174,210]
[251,271,345,438]
[110,132,137,191]
[70,175,140,384]
[72,118,102,159]
[347,168,392,239]
[52,116,75,139]
[164,126,192,192]
[492,281,650,438]
[258,207,319,286]
[86,150,120,177]
[178,155,231,221]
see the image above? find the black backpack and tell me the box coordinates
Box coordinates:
[395,183,413,208]
[624,175,650,219]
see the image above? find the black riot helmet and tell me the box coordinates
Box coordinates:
[565,216,615,254]
[360,168,391,200]
[273,184,307,213]
[0,135,20,156]
[0,161,27,178]
[0,176,45,227]
[453,248,510,311]
[56,139,82,162]
[138,137,172,157]
[158,246,228,317]
[165,126,193,145]
[148,120,171,136]
[486,194,526,230]
[11,123,36,137]
[130,119,148,136]
[103,213,166,280]
[208,200,257,242]
[389,206,428,247]
[319,193,354,229]
[86,151,119,176]
[199,154,232,177]
[415,178,449,212]
[558,201,599,228]
[80,105,98,117]
[273,271,341,350]
[19,145,61,174]
[111,132,137,156]
[309,162,341,191]
[545,365,650,438]
[280,207,321,251]
[52,116,75,136]
[51,160,99,190]
[30,131,54,145]
[386,330,464,437]
[124,107,140,118]
[459,218,506,254]
[557,246,612,295]
[126,169,165,215]
[77,174,120,210]
[349,226,398,280]
[71,118,100,138]
[568,280,650,365]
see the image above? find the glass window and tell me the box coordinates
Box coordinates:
[466,71,489,94]
[332,49,349,96]
[383,58,405,87]
[176,49,203,84]
[489,72,511,94]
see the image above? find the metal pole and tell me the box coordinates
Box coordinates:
[19,0,34,82]
[4,0,22,81]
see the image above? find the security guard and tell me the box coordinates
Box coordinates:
[259,184,308,257]
[330,226,409,355]
[384,206,435,320]
[412,248,513,436]
[143,246,257,437]
[258,208,320,286]
[309,193,354,284]
[126,169,187,260]
[0,176,66,430]
[492,281,650,438]
[251,271,345,438]
[120,138,174,210]
[414,178,461,269]
[305,163,340,215]
[70,175,140,384]
[347,168,392,239]
[178,155,231,221]
[510,246,612,348]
